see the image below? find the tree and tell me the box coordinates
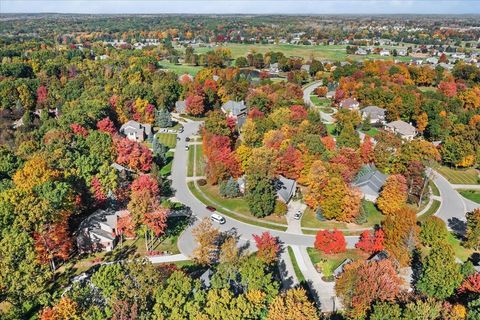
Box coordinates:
[116,138,153,172]
[155,108,173,128]
[355,229,385,254]
[314,229,346,254]
[377,174,408,216]
[370,302,402,320]
[219,236,240,264]
[303,160,328,209]
[96,117,117,135]
[34,219,72,271]
[192,217,220,265]
[336,122,360,149]
[417,241,463,299]
[253,232,280,264]
[36,85,48,107]
[0,146,20,179]
[219,177,241,198]
[465,208,480,250]
[420,216,448,246]
[402,298,443,320]
[117,212,136,242]
[275,145,303,180]
[266,288,319,320]
[245,177,276,218]
[359,135,374,163]
[459,273,480,295]
[40,297,80,320]
[335,259,402,318]
[416,112,428,133]
[185,94,205,116]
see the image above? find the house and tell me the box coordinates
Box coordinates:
[274,175,297,203]
[379,49,390,56]
[425,57,439,65]
[326,91,336,99]
[199,268,214,289]
[119,120,153,142]
[385,120,417,140]
[398,49,408,56]
[339,98,360,110]
[269,63,279,74]
[221,100,248,127]
[76,209,130,252]
[301,64,311,73]
[333,258,353,278]
[360,106,386,124]
[355,48,368,55]
[175,100,187,114]
[237,176,246,194]
[353,165,388,202]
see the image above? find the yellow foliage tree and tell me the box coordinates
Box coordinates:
[267,288,319,320]
[13,155,60,191]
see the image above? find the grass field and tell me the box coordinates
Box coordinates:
[301,200,383,230]
[417,200,441,222]
[184,43,412,62]
[434,165,479,185]
[158,60,203,75]
[362,128,380,137]
[187,146,195,177]
[429,180,440,196]
[159,151,174,177]
[310,95,332,107]
[195,145,205,177]
[187,181,288,231]
[288,246,306,283]
[447,232,477,262]
[156,133,177,149]
[307,248,367,277]
[459,190,480,204]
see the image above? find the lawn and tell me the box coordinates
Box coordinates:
[156,133,177,149]
[159,151,174,177]
[429,180,440,196]
[447,232,477,262]
[287,246,306,283]
[187,181,288,231]
[434,165,479,185]
[158,60,203,75]
[195,145,205,176]
[307,247,367,277]
[362,128,380,137]
[326,123,337,136]
[187,145,195,177]
[310,95,331,107]
[301,200,384,230]
[417,200,441,222]
[459,189,480,204]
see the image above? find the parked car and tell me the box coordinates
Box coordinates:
[176,136,180,141]
[179,127,184,133]
[185,146,189,151]
[185,137,190,142]
[210,213,226,224]
[206,206,216,212]
[293,211,302,220]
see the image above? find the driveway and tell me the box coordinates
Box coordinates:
[303,81,335,124]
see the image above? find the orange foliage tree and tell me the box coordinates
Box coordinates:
[314,229,346,254]
[253,232,281,264]
[377,174,408,216]
[34,218,72,271]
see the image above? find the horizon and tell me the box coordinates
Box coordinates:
[2,0,480,15]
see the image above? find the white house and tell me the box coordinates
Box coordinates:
[360,106,386,124]
[379,49,390,56]
[385,120,417,141]
[119,120,153,142]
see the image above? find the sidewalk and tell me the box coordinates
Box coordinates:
[148,253,189,264]
[278,247,299,290]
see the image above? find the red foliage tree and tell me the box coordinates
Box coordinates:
[203,133,240,184]
[91,176,107,206]
[438,81,457,97]
[253,232,280,264]
[117,211,136,239]
[131,174,159,196]
[116,138,153,172]
[459,273,480,294]
[36,85,48,106]
[330,147,362,182]
[143,208,168,237]
[321,136,336,151]
[34,219,72,270]
[335,88,345,103]
[97,117,117,135]
[359,135,374,164]
[185,94,205,116]
[276,145,304,180]
[248,108,265,119]
[355,229,385,254]
[290,105,308,123]
[70,123,89,137]
[314,229,347,254]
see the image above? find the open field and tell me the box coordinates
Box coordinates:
[459,189,480,204]
[158,60,203,75]
[434,165,479,185]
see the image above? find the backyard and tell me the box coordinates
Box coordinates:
[434,165,479,185]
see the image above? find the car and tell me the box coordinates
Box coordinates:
[185,137,190,142]
[179,127,184,133]
[176,136,180,141]
[185,146,189,151]
[210,213,226,224]
[293,211,302,220]
[206,205,216,212]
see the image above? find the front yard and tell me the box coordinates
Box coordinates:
[434,165,479,185]
[307,247,367,278]
[459,189,480,204]
[156,133,177,149]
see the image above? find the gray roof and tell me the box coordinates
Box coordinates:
[361,106,385,120]
[368,250,389,262]
[339,98,359,109]
[78,209,122,240]
[386,120,416,136]
[274,175,297,203]
[236,115,247,128]
[353,165,388,198]
[200,269,213,288]
[175,100,186,113]
[111,162,132,172]
[333,258,352,277]
[119,120,152,136]
[221,100,247,117]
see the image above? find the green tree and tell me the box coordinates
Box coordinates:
[370,302,402,320]
[420,216,448,246]
[417,242,463,299]
[465,208,480,250]
[219,177,240,198]
[245,176,276,218]
[402,298,443,320]
[155,108,173,127]
[337,122,360,149]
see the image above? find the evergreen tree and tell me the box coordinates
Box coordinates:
[337,122,360,149]
[155,108,173,128]
[362,114,372,131]
[219,177,240,198]
[246,176,276,218]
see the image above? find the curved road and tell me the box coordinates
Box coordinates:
[173,120,359,257]
[303,81,335,124]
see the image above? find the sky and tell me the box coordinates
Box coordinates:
[1,0,480,15]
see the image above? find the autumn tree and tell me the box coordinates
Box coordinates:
[253,232,280,264]
[116,138,153,172]
[275,145,303,180]
[465,208,480,250]
[39,297,80,320]
[185,94,205,116]
[192,218,220,265]
[97,117,117,135]
[377,174,408,216]
[359,135,374,164]
[314,229,346,254]
[420,216,448,246]
[335,259,402,318]
[355,228,385,254]
[117,211,136,243]
[267,288,319,320]
[336,122,360,149]
[303,160,328,209]
[459,272,480,295]
[34,218,72,271]
[417,241,463,299]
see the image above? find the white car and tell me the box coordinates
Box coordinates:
[210,213,226,224]
[185,145,189,151]
[293,211,302,220]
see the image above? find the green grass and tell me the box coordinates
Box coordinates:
[306,247,366,277]
[447,232,476,262]
[459,189,480,204]
[417,200,441,222]
[195,145,205,176]
[429,180,440,196]
[187,181,288,231]
[310,95,331,107]
[159,151,174,177]
[362,128,380,137]
[158,60,203,75]
[157,133,177,148]
[434,165,479,185]
[326,123,337,136]
[187,145,195,177]
[287,246,306,283]
[301,200,383,230]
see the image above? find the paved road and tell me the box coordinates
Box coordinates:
[173,121,359,257]
[303,81,335,124]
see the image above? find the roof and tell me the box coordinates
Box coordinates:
[221,100,247,117]
[333,258,353,277]
[368,250,389,262]
[175,100,186,113]
[199,269,214,288]
[120,120,152,136]
[339,98,359,109]
[274,175,297,203]
[361,106,385,119]
[236,115,247,128]
[386,120,417,136]
[353,165,388,197]
[78,208,126,241]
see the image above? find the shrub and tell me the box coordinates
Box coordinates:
[314,229,347,254]
[420,216,448,246]
[314,86,328,97]
[219,177,240,198]
[197,179,207,186]
[273,200,288,216]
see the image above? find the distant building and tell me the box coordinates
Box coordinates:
[385,120,417,140]
[274,176,297,203]
[339,98,360,110]
[425,57,439,65]
[301,64,311,73]
[360,106,386,124]
[221,100,248,127]
[119,120,153,142]
[326,91,336,99]
[269,63,279,74]
[353,165,388,202]
[175,100,187,114]
[379,49,390,56]
[355,48,368,55]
